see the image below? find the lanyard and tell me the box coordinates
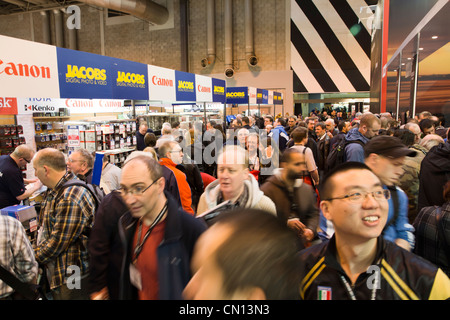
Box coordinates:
[339,274,378,300]
[132,203,168,264]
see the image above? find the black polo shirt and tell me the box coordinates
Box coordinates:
[0,155,25,209]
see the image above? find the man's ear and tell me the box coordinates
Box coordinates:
[320,200,332,222]
[364,153,378,168]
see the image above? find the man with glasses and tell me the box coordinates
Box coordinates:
[0,145,41,209]
[298,162,450,300]
[115,155,206,300]
[66,148,94,184]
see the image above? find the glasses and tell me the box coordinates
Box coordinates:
[118,178,160,197]
[323,189,391,203]
[68,158,85,163]
[22,158,31,163]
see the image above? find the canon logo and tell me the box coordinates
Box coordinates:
[198,85,211,93]
[152,76,173,87]
[0,59,51,79]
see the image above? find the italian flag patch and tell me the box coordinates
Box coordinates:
[317,286,332,300]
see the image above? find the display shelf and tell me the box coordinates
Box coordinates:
[32,116,71,120]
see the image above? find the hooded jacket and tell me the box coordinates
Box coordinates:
[344,127,370,163]
[260,171,319,231]
[418,141,450,211]
[197,174,276,216]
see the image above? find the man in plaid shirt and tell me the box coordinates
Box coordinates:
[33,148,95,300]
[0,215,38,299]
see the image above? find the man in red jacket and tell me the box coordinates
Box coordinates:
[158,141,194,215]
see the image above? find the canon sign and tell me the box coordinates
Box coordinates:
[152,76,173,87]
[198,85,211,93]
[0,59,51,79]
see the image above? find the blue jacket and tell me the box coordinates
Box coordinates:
[118,192,207,300]
[269,125,289,152]
[344,128,369,163]
[383,185,415,249]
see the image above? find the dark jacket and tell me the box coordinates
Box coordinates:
[88,191,128,299]
[176,162,204,210]
[413,202,450,276]
[316,134,330,171]
[118,191,207,300]
[418,141,450,211]
[298,235,450,300]
[162,166,182,208]
[260,172,319,250]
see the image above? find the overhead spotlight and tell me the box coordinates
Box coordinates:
[247,55,259,67]
[225,68,235,78]
[432,35,438,39]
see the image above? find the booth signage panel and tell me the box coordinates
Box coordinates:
[268,90,274,105]
[257,89,263,104]
[175,71,196,102]
[148,65,176,101]
[226,87,248,104]
[57,47,114,99]
[0,35,60,99]
[273,92,283,105]
[262,89,269,104]
[17,98,126,114]
[0,97,18,115]
[212,78,226,103]
[195,75,213,102]
[248,87,257,105]
[112,59,149,100]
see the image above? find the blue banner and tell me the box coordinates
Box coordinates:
[112,58,149,100]
[226,87,248,104]
[273,92,283,105]
[57,47,113,99]
[175,71,196,102]
[212,78,226,103]
[261,89,269,104]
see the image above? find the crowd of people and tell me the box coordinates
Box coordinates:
[0,108,449,301]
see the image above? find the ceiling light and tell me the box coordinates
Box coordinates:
[419,48,424,50]
[432,36,438,39]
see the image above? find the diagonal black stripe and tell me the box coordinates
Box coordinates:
[330,0,371,58]
[296,0,370,92]
[291,20,339,93]
[291,67,308,93]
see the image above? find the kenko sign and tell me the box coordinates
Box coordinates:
[16,98,126,114]
[0,35,60,98]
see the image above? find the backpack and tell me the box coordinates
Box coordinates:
[56,179,106,213]
[326,139,365,171]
